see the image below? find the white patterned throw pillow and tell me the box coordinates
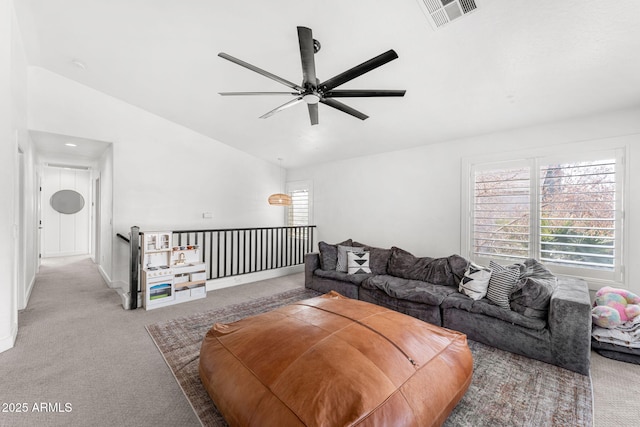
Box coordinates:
[487,260,520,309]
[459,263,492,300]
[347,251,371,274]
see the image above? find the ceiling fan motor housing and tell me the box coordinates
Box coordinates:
[218,26,405,125]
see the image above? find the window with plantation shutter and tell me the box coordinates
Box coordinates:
[473,164,530,261]
[286,181,312,227]
[466,149,624,284]
[539,159,616,271]
[288,189,309,226]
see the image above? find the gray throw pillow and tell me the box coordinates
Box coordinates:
[387,247,468,287]
[510,259,557,319]
[336,245,364,272]
[318,239,352,270]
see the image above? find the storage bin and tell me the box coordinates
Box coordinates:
[190,272,206,282]
[174,274,189,284]
[190,286,206,297]
[175,289,190,300]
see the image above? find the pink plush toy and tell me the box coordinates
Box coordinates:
[592,286,640,328]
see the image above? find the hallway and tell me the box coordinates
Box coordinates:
[0,256,301,426]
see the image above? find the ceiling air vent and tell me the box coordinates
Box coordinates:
[417,0,478,29]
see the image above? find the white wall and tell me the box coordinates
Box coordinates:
[1,0,35,353]
[27,67,287,290]
[288,107,640,294]
[97,145,114,284]
[0,0,16,353]
[12,4,36,312]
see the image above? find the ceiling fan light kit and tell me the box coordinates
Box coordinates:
[219,26,406,125]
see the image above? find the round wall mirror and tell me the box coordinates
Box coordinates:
[50,189,85,214]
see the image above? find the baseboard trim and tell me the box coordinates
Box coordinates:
[98,265,115,288]
[0,322,18,354]
[24,275,36,308]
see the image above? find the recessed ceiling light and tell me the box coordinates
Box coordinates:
[65,143,77,147]
[71,59,86,70]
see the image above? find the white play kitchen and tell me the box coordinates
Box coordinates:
[140,231,207,310]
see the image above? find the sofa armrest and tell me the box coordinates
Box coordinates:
[548,276,592,375]
[305,252,321,287]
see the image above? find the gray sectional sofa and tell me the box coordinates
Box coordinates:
[304,239,592,375]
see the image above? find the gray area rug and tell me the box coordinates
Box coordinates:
[146,288,593,426]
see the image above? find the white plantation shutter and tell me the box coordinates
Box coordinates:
[473,163,530,261]
[286,181,312,227]
[539,158,617,272]
[288,189,309,226]
[468,149,624,284]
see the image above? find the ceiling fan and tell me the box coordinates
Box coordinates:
[218,26,406,125]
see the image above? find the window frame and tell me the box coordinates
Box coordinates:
[285,180,313,227]
[462,146,626,287]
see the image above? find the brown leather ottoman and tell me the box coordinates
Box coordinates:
[199,291,473,426]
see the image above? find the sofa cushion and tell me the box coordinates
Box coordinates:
[336,245,364,272]
[459,263,492,300]
[486,261,520,309]
[510,259,558,319]
[314,268,373,285]
[318,239,352,270]
[387,247,468,287]
[361,275,458,306]
[353,241,392,275]
[347,251,371,274]
[442,292,547,331]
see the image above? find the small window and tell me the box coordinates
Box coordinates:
[286,181,312,227]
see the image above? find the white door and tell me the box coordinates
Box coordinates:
[36,172,42,267]
[42,166,91,257]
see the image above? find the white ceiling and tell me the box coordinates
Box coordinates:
[16,0,640,168]
[30,130,110,162]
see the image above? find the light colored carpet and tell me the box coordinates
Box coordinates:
[0,255,637,426]
[0,256,299,427]
[590,350,640,426]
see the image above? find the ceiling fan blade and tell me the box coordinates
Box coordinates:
[320,98,369,121]
[307,103,319,125]
[319,50,399,92]
[260,97,304,119]
[297,26,317,88]
[324,89,406,98]
[219,92,297,96]
[218,52,303,91]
